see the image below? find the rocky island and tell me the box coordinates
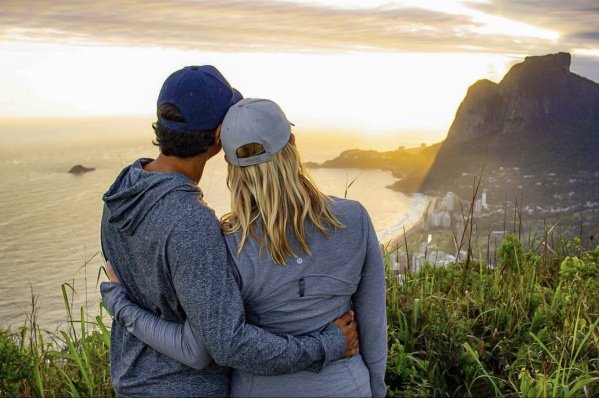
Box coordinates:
[68,164,96,174]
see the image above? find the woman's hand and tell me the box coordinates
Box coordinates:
[333,310,359,357]
[106,261,122,284]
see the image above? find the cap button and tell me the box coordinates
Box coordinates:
[190,66,199,70]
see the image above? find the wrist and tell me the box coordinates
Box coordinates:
[100,281,129,320]
[312,322,345,370]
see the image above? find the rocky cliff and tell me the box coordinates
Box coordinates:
[422,52,599,206]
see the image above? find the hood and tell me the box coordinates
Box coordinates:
[103,159,199,235]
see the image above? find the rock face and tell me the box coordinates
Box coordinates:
[444,52,599,146]
[68,165,96,174]
[423,52,599,205]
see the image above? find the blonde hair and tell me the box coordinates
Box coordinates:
[221,141,344,264]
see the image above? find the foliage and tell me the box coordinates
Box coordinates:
[0,329,34,397]
[3,240,599,397]
[0,265,113,398]
[384,237,599,397]
[496,234,524,271]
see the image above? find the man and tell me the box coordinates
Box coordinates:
[100,66,357,397]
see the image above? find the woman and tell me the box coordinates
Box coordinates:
[102,98,387,397]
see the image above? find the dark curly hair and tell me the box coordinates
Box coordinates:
[152,104,217,158]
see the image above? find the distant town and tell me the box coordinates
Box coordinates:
[387,170,599,281]
[310,51,599,278]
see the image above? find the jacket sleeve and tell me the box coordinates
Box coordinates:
[352,205,388,397]
[100,282,212,370]
[109,210,345,375]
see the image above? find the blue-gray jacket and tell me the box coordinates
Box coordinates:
[100,159,345,397]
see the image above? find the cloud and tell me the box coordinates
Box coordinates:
[0,0,578,54]
[467,0,599,50]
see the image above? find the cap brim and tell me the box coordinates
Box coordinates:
[231,88,243,105]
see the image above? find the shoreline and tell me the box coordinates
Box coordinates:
[379,194,436,248]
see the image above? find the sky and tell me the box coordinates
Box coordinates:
[1,0,598,142]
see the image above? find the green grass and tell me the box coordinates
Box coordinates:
[0,265,113,398]
[384,236,599,397]
[2,237,599,397]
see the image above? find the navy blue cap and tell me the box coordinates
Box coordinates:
[157,65,243,132]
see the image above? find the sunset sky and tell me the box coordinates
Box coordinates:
[1,0,598,141]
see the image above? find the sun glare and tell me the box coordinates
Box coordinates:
[0,41,514,141]
[0,0,580,141]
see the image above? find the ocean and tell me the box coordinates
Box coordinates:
[0,118,425,329]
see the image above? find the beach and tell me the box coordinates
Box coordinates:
[381,195,437,250]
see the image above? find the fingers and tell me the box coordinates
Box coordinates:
[345,345,359,357]
[345,322,359,350]
[336,310,354,326]
[333,311,360,358]
[344,334,359,358]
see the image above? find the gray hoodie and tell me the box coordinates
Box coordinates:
[101,159,345,397]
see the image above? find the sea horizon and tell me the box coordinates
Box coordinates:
[0,118,427,329]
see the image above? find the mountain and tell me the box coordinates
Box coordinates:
[307,142,442,192]
[309,52,599,216]
[422,52,599,207]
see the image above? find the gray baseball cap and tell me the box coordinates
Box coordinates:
[221,98,292,167]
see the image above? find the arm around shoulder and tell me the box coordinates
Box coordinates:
[100,281,213,370]
[169,214,347,375]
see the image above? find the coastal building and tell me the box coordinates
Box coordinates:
[426,250,447,266]
[482,190,488,209]
[387,251,397,268]
[443,212,451,227]
[430,211,451,228]
[388,252,401,280]
[411,254,424,272]
[440,192,456,211]
[386,250,410,275]
[397,252,409,272]
[474,199,482,215]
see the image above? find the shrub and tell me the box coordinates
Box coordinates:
[385,239,599,397]
[0,329,34,397]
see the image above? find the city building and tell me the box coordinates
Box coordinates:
[440,192,456,211]
[474,199,482,215]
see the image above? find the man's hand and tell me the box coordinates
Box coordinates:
[333,310,359,358]
[105,261,122,284]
